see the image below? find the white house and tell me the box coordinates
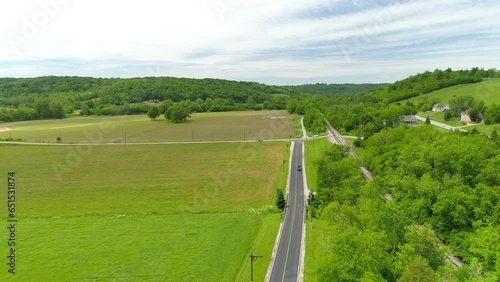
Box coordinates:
[432,103,445,112]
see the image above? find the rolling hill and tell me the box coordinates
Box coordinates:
[407,78,500,106]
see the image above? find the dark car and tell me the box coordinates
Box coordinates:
[297,165,302,171]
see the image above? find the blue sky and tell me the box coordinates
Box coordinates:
[0,0,499,85]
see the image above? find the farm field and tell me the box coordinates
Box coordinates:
[0,110,294,143]
[406,78,500,106]
[0,141,286,281]
[10,214,259,282]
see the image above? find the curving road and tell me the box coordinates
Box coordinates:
[269,140,305,282]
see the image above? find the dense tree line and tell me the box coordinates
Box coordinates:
[286,83,386,96]
[286,96,336,134]
[313,126,500,281]
[0,76,296,122]
[323,101,417,137]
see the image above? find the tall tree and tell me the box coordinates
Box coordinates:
[147,106,160,120]
[165,104,191,123]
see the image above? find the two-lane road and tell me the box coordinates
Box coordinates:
[269,141,305,282]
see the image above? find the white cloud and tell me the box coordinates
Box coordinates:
[0,0,499,83]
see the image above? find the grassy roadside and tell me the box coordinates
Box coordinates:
[275,142,291,196]
[235,214,282,282]
[304,219,329,282]
[294,116,303,138]
[303,137,331,282]
[304,137,331,192]
[235,142,290,281]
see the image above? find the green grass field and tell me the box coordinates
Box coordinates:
[407,78,500,106]
[418,111,466,127]
[0,110,294,143]
[0,140,287,281]
[13,214,259,282]
[462,123,500,136]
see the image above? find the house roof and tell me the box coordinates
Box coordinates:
[402,115,417,122]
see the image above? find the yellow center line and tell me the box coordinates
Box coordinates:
[281,144,299,282]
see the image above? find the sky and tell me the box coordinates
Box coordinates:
[0,0,499,85]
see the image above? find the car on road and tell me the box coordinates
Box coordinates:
[297,164,302,171]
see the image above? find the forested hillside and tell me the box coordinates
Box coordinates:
[312,127,500,281]
[0,76,296,122]
[286,83,386,96]
[0,76,386,123]
[298,68,500,281]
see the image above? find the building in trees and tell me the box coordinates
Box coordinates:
[460,110,472,123]
[432,103,450,112]
[402,115,418,125]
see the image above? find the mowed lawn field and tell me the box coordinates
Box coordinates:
[0,141,287,281]
[0,110,294,143]
[418,111,467,127]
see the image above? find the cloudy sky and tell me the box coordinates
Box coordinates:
[0,0,499,84]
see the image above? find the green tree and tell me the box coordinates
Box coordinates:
[276,189,286,210]
[35,99,51,118]
[402,224,445,270]
[444,110,452,121]
[50,101,65,119]
[433,187,474,232]
[469,226,500,272]
[469,108,482,123]
[246,96,257,108]
[147,106,160,120]
[159,99,173,114]
[484,104,500,125]
[491,130,498,141]
[318,228,389,281]
[399,259,438,282]
[165,104,191,123]
[425,116,431,124]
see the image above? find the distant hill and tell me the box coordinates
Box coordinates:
[0,76,299,122]
[405,78,500,106]
[286,83,387,96]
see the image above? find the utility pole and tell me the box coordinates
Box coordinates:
[250,253,263,282]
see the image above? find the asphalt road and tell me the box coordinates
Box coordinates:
[269,141,305,282]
